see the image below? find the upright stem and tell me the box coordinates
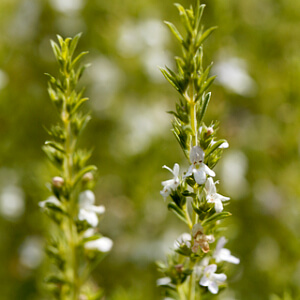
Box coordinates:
[63,85,79,300]
[178,284,187,300]
[188,77,199,300]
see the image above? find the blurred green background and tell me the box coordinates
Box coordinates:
[0,0,300,299]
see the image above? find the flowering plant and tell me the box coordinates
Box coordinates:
[40,34,112,300]
[157,2,239,299]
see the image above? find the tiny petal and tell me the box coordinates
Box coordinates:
[215,236,227,252]
[205,177,216,194]
[84,237,113,252]
[90,205,105,214]
[208,281,219,294]
[190,146,205,164]
[205,264,217,273]
[193,169,206,185]
[200,275,210,287]
[173,163,180,177]
[212,273,227,282]
[214,199,224,213]
[174,233,191,249]
[203,164,215,177]
[39,196,61,208]
[157,277,172,286]
[217,248,240,264]
[220,141,229,148]
[78,209,98,227]
[79,190,95,206]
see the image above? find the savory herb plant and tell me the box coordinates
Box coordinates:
[157,2,239,299]
[40,34,112,300]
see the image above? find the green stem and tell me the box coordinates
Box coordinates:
[63,91,79,300]
[178,284,187,300]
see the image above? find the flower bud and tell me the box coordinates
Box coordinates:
[52,176,64,188]
[175,264,184,273]
[207,127,214,135]
[82,172,94,182]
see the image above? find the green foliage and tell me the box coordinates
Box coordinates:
[40,34,111,300]
[158,2,234,299]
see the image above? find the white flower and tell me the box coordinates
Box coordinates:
[156,277,172,286]
[205,178,230,213]
[184,146,215,185]
[174,232,191,249]
[200,264,227,294]
[84,237,113,252]
[78,190,105,227]
[213,237,240,264]
[39,196,61,208]
[160,163,180,198]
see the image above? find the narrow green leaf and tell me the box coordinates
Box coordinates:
[72,51,89,67]
[69,32,82,57]
[72,165,97,187]
[202,211,231,226]
[195,3,205,31]
[199,75,216,95]
[196,26,218,48]
[197,92,211,123]
[50,40,61,60]
[45,141,65,153]
[71,97,89,114]
[205,139,228,158]
[197,62,213,92]
[174,3,193,33]
[56,35,64,47]
[168,203,188,225]
[160,67,180,92]
[164,21,184,45]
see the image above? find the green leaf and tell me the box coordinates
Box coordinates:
[45,141,65,153]
[72,165,97,187]
[205,139,228,158]
[45,275,69,285]
[168,203,188,225]
[196,26,218,48]
[50,40,61,60]
[69,32,82,57]
[174,3,193,33]
[56,35,64,47]
[195,2,205,31]
[160,67,180,92]
[202,211,231,226]
[199,75,216,95]
[197,92,211,123]
[72,51,89,67]
[196,62,213,94]
[70,97,89,114]
[164,21,184,45]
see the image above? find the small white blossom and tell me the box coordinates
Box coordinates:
[184,146,215,185]
[200,264,227,294]
[78,190,105,227]
[39,196,61,208]
[174,232,191,249]
[84,237,113,252]
[213,237,240,264]
[156,277,172,286]
[205,178,230,213]
[160,163,180,198]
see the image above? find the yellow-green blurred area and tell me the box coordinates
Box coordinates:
[0,0,300,299]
